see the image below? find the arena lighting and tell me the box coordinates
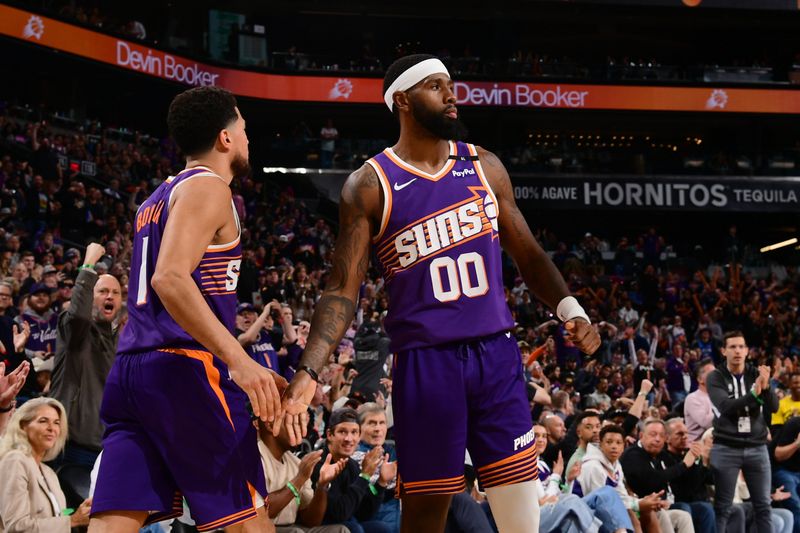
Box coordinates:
[262,167,350,175]
[760,238,798,253]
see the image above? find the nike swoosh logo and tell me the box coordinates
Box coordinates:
[393,178,418,191]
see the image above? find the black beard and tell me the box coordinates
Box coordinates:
[411,104,468,141]
[231,154,251,179]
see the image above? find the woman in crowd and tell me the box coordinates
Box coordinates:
[0,397,92,533]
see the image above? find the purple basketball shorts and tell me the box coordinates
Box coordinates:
[392,331,538,496]
[92,348,267,531]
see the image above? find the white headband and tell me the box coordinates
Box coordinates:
[383,58,450,111]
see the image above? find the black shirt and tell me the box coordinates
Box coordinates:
[620,444,690,499]
[775,416,800,472]
[311,449,384,524]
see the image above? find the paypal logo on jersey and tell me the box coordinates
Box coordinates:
[451,168,476,178]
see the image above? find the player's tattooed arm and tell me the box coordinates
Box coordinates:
[299,163,380,373]
[477,147,570,310]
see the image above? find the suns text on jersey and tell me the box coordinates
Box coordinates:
[394,194,497,269]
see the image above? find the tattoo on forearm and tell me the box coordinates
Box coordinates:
[301,165,376,371]
[301,294,355,370]
[326,216,369,292]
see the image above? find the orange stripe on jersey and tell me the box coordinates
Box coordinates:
[247,482,258,508]
[199,255,241,262]
[478,454,538,485]
[198,260,236,268]
[207,238,241,252]
[203,290,236,295]
[403,475,465,488]
[477,445,537,474]
[200,280,228,288]
[199,267,230,273]
[467,144,499,210]
[368,159,393,244]
[382,141,457,181]
[481,470,538,489]
[401,477,466,496]
[161,348,234,428]
[196,508,256,531]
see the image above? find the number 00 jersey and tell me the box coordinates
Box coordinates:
[368,141,514,352]
[117,166,242,355]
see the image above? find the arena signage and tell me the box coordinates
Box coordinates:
[512,176,800,212]
[4,4,800,113]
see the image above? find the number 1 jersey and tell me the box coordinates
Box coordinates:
[368,141,514,353]
[117,166,242,355]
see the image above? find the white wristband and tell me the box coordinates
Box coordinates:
[556,296,590,324]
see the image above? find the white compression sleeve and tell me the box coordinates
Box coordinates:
[485,480,541,532]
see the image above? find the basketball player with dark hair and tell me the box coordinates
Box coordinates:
[89,87,300,533]
[279,55,600,532]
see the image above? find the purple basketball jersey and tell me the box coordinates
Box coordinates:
[118,166,241,354]
[368,141,514,352]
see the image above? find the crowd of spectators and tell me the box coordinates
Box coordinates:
[3,98,800,532]
[264,121,800,178]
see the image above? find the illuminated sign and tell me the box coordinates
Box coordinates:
[3,4,800,113]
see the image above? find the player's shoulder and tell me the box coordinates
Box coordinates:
[341,162,380,205]
[171,172,232,204]
[345,162,379,189]
[474,145,504,169]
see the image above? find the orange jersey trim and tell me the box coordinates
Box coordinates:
[161,348,234,428]
[467,144,498,208]
[200,255,242,262]
[367,159,393,244]
[207,237,241,252]
[402,475,465,488]
[382,141,457,182]
[196,507,257,531]
[477,444,537,474]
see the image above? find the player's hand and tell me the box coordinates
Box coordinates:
[318,454,348,486]
[361,446,383,477]
[228,355,282,423]
[297,450,323,481]
[564,319,601,355]
[84,243,105,265]
[0,361,29,408]
[378,454,396,487]
[274,369,317,445]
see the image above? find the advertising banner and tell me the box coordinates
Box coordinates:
[4,4,800,113]
[512,175,800,212]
